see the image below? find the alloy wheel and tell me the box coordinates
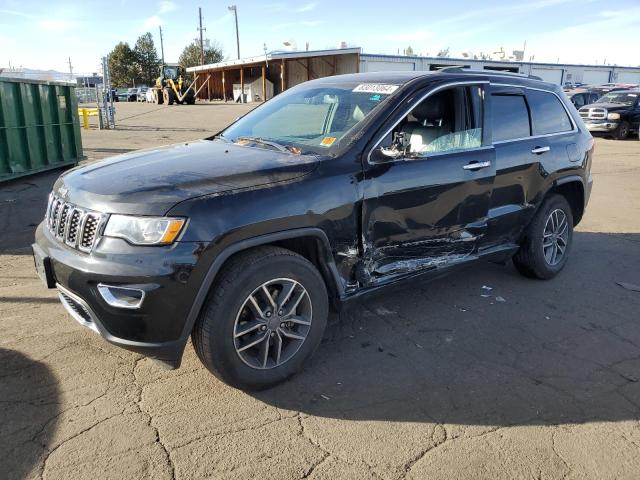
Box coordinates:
[233,278,312,370]
[542,208,569,266]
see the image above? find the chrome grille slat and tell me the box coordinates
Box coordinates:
[65,208,83,247]
[46,195,103,253]
[57,204,70,238]
[579,107,607,120]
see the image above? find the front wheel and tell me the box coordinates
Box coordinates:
[162,88,176,105]
[192,246,328,390]
[614,121,630,140]
[513,194,574,279]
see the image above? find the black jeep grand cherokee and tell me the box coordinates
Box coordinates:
[34,70,593,389]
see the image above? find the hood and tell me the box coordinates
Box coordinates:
[54,140,319,215]
[581,102,632,112]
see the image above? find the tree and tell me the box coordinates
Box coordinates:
[179,40,224,71]
[134,32,159,86]
[436,47,450,58]
[108,42,137,87]
[404,46,415,56]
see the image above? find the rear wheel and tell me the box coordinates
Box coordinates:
[513,194,574,279]
[154,89,163,105]
[192,246,328,390]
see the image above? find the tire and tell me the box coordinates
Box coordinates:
[513,194,574,280]
[154,89,164,105]
[162,88,176,105]
[614,121,630,140]
[192,246,329,390]
[185,95,196,105]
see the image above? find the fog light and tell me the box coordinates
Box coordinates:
[97,284,145,309]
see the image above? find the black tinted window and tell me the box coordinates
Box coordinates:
[528,90,573,135]
[571,94,585,108]
[491,94,531,142]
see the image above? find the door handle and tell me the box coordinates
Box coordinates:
[531,146,550,154]
[463,161,491,171]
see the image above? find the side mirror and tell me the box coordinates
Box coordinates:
[377,131,407,160]
[379,146,403,159]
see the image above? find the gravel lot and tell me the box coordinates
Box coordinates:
[1,102,640,480]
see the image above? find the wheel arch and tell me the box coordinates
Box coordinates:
[546,175,586,226]
[179,228,344,343]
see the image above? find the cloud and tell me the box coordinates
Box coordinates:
[0,8,33,18]
[38,19,78,32]
[296,2,318,12]
[384,30,433,42]
[143,15,163,29]
[159,1,176,14]
[273,20,323,31]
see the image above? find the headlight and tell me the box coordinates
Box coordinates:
[607,113,620,120]
[104,215,185,245]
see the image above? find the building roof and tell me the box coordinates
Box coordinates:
[186,47,362,73]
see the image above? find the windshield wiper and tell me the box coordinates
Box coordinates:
[236,136,290,153]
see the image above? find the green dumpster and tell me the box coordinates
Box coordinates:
[0,77,83,183]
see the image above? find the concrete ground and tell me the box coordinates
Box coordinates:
[1,102,640,480]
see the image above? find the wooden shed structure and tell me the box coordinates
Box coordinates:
[186,47,361,102]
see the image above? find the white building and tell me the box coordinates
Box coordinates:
[359,53,640,85]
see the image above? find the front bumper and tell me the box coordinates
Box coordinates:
[34,223,208,367]
[584,120,619,132]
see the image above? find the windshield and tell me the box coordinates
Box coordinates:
[164,67,179,79]
[596,92,638,106]
[221,81,400,154]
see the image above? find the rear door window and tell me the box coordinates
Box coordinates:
[527,90,573,135]
[491,94,531,142]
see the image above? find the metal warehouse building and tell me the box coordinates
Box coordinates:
[187,47,640,102]
[359,53,640,85]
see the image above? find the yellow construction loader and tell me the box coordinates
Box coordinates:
[152,64,196,105]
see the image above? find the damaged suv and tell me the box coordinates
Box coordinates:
[34,70,593,389]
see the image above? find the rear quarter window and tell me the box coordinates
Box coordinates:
[491,94,531,142]
[527,90,573,135]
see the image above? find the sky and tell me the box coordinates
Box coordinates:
[1,0,640,74]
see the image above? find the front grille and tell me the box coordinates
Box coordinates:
[579,107,607,120]
[45,194,105,252]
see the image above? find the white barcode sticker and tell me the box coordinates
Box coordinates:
[352,84,399,94]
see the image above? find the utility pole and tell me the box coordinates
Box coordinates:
[67,57,73,81]
[159,26,165,64]
[228,5,240,59]
[197,7,206,65]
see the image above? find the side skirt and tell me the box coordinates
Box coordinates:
[339,243,519,309]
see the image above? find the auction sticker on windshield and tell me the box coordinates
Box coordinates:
[352,84,399,94]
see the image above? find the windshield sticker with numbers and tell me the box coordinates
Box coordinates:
[352,84,399,94]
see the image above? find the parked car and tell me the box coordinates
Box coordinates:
[565,88,602,109]
[33,70,593,389]
[584,84,634,97]
[137,87,149,102]
[578,89,640,139]
[126,88,139,102]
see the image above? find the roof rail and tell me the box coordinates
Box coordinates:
[437,66,543,81]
